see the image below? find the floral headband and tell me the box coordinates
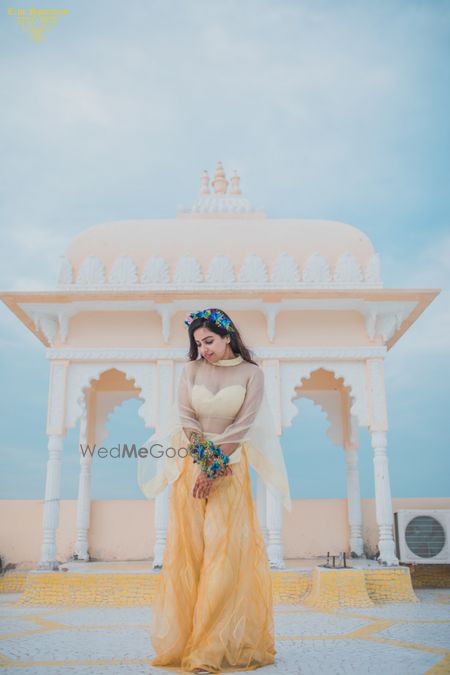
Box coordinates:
[184,308,235,333]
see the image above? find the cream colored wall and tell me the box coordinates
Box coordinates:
[55,309,372,350]
[2,497,449,566]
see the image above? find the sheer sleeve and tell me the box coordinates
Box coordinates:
[138,360,292,511]
[212,366,264,448]
[177,364,203,434]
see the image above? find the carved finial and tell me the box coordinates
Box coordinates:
[211,160,228,195]
[230,169,242,196]
[200,169,210,195]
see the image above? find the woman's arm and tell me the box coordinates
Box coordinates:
[191,366,265,499]
[214,366,265,457]
[177,365,203,442]
[184,428,203,443]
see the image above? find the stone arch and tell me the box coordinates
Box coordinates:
[287,366,354,447]
[65,362,156,430]
[280,361,368,435]
[82,368,145,446]
[295,368,354,448]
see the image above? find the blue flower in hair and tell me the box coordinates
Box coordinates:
[184,308,234,333]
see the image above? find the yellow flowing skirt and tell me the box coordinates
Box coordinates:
[150,445,276,673]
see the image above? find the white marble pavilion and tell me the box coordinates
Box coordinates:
[1,161,439,570]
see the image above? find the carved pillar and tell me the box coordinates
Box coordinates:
[367,358,399,566]
[153,485,170,568]
[153,360,174,568]
[371,430,398,565]
[262,359,285,567]
[39,434,65,569]
[266,487,285,568]
[256,475,268,546]
[344,447,364,556]
[74,389,94,561]
[39,360,68,570]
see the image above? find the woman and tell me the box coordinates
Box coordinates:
[138,308,291,674]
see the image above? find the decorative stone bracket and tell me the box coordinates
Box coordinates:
[21,297,417,347]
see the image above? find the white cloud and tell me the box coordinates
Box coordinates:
[383,232,450,376]
[0,222,72,289]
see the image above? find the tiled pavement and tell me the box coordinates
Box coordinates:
[0,589,449,674]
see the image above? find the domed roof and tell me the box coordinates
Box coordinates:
[59,162,381,289]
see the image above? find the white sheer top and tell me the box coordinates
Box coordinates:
[178,354,265,449]
[137,354,292,511]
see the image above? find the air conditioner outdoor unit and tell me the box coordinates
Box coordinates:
[394,509,450,564]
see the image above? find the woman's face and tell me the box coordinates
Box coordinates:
[193,327,229,363]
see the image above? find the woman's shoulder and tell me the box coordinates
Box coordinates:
[182,359,200,373]
[243,361,264,383]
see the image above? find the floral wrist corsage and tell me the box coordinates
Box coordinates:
[186,432,230,479]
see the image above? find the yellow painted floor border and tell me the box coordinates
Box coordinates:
[0,564,419,607]
[303,567,375,609]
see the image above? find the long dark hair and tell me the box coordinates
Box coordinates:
[186,308,258,365]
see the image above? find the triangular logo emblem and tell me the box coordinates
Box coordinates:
[10,9,68,44]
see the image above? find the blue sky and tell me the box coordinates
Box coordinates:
[0,0,449,500]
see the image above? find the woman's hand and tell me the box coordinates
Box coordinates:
[192,465,233,499]
[192,473,214,499]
